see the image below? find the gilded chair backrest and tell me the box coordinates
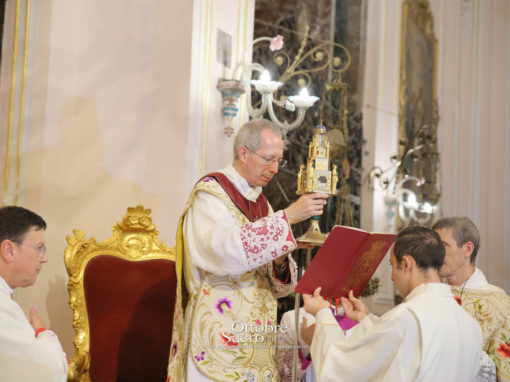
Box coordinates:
[65,205,176,382]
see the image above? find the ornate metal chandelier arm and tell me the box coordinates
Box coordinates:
[394,144,424,177]
[393,176,421,195]
[241,61,314,130]
[272,51,291,75]
[285,107,307,130]
[219,33,318,133]
[232,61,246,82]
[236,62,264,84]
[367,161,401,191]
[281,49,330,83]
[330,44,352,73]
[394,176,436,225]
[367,143,427,191]
[265,98,281,127]
[232,61,247,83]
[243,63,270,119]
[232,37,274,80]
[257,94,272,120]
[279,41,352,85]
[284,26,310,73]
[276,107,306,132]
[251,36,273,48]
[264,99,307,132]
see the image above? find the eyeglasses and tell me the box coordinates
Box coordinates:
[245,147,287,168]
[15,242,47,257]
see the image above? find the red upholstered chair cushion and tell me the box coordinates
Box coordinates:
[84,255,176,382]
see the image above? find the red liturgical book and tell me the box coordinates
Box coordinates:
[295,226,396,299]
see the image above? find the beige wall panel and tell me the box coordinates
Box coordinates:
[4,0,195,357]
[186,0,254,189]
[364,0,510,314]
[2,0,256,359]
[437,0,510,292]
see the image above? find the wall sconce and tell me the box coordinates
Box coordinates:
[367,141,440,226]
[367,145,424,191]
[393,176,439,225]
[217,80,245,137]
[217,35,319,137]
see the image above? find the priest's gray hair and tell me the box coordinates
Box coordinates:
[233,119,283,160]
[432,216,480,264]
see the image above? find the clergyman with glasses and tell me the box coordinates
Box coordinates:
[167,119,329,382]
[0,206,68,381]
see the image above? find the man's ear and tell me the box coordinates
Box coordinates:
[401,255,415,272]
[463,241,475,260]
[0,240,15,263]
[237,145,250,163]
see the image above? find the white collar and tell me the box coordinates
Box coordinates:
[0,275,14,296]
[219,164,262,202]
[405,282,452,302]
[463,267,488,289]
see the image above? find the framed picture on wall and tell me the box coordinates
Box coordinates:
[397,0,441,228]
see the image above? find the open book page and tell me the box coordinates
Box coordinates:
[295,225,395,299]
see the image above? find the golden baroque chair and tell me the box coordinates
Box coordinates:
[65,205,176,382]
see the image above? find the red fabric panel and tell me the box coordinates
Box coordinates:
[84,256,176,382]
[202,172,269,222]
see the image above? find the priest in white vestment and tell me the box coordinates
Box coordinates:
[301,226,482,382]
[0,206,68,382]
[433,217,508,381]
[167,119,330,382]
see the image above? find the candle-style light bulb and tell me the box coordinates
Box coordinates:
[251,69,282,94]
[299,87,309,97]
[421,202,433,214]
[260,70,271,82]
[288,86,319,108]
[407,193,417,208]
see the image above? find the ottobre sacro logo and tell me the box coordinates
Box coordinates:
[220,321,289,345]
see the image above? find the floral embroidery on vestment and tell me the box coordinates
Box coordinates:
[170,176,297,382]
[497,341,510,359]
[240,210,294,268]
[450,285,510,381]
[216,297,232,314]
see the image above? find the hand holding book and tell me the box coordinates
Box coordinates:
[295,225,396,299]
[303,287,371,323]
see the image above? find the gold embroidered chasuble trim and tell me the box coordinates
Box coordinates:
[451,285,510,381]
[169,178,283,382]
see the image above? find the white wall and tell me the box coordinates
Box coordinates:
[362,0,510,314]
[0,0,255,357]
[187,0,254,189]
[361,0,403,314]
[433,0,510,292]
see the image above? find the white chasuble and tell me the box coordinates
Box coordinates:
[167,165,297,382]
[0,277,68,382]
[311,283,482,382]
